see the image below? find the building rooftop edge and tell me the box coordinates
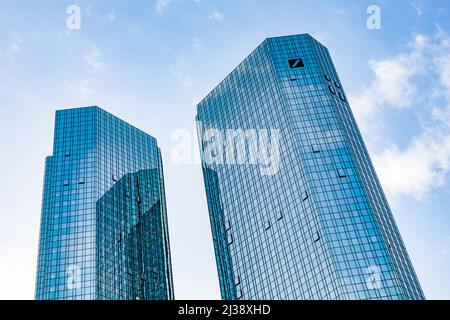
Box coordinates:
[55,106,159,145]
[195,33,322,114]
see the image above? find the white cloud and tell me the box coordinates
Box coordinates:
[83,46,105,73]
[107,9,117,22]
[6,38,21,63]
[441,248,450,257]
[208,11,224,22]
[411,2,424,16]
[349,35,428,123]
[64,78,95,99]
[85,6,94,16]
[63,47,105,99]
[192,37,203,50]
[78,79,95,97]
[373,134,450,200]
[172,56,194,89]
[155,0,172,15]
[351,30,450,200]
[333,8,348,15]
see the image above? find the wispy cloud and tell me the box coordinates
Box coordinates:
[333,8,348,15]
[6,41,20,63]
[83,46,105,73]
[350,35,428,123]
[192,37,203,50]
[64,46,105,98]
[106,9,117,22]
[441,248,450,257]
[439,236,450,257]
[155,0,172,15]
[374,134,450,200]
[171,55,194,88]
[85,5,94,16]
[350,30,450,200]
[208,11,225,22]
[411,2,424,16]
[64,78,95,100]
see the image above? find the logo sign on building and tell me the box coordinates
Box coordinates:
[288,58,305,68]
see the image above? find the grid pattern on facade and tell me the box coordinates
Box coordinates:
[197,34,424,300]
[35,106,174,300]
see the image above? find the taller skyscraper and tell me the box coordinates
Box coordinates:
[196,34,424,300]
[35,106,174,300]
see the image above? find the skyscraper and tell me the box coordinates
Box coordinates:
[196,34,425,300]
[35,106,174,300]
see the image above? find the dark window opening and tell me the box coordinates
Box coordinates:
[277,212,283,221]
[302,191,309,201]
[314,232,321,243]
[228,234,234,245]
[312,144,320,153]
[334,81,342,88]
[325,74,331,81]
[339,92,346,102]
[328,85,336,95]
[338,168,346,178]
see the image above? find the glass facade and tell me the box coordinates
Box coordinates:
[196,34,425,300]
[35,106,174,300]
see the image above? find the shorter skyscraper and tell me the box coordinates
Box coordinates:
[35,106,174,300]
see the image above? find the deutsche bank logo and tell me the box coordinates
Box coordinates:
[288,58,304,68]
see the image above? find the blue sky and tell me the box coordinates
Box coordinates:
[0,0,449,299]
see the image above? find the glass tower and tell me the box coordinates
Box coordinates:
[35,106,174,300]
[196,34,425,300]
